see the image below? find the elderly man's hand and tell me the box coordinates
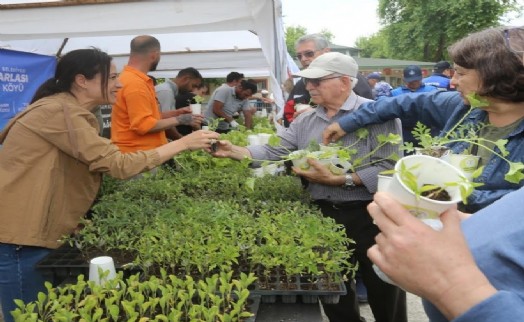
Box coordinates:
[292,158,341,185]
[322,122,347,145]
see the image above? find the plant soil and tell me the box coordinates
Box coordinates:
[420,184,451,201]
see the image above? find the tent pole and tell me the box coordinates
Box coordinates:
[56,38,69,58]
[272,0,281,83]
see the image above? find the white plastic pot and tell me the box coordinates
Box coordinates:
[377,155,466,230]
[190,103,202,115]
[441,153,480,181]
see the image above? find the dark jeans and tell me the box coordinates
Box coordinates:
[315,200,408,322]
[0,243,52,322]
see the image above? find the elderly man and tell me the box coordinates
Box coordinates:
[204,79,257,133]
[212,52,407,322]
[282,33,373,127]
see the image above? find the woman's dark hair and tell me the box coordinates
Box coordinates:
[449,27,524,102]
[31,48,112,103]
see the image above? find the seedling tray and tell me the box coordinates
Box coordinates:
[36,244,134,286]
[251,274,346,304]
[36,244,90,285]
[38,245,346,304]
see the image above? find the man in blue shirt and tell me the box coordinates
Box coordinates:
[391,65,438,148]
[423,61,454,91]
[391,65,437,97]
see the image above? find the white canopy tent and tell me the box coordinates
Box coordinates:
[0,0,289,109]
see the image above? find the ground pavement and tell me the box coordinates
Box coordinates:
[359,292,429,322]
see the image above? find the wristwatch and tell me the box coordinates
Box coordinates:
[343,174,356,189]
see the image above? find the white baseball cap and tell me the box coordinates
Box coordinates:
[293,52,359,79]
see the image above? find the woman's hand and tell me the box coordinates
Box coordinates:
[178,130,219,152]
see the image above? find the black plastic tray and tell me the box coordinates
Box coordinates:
[38,244,346,304]
[251,275,346,304]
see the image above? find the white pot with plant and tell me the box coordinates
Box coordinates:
[379,154,480,230]
[375,154,481,284]
[440,153,481,181]
[190,95,205,115]
[406,93,524,183]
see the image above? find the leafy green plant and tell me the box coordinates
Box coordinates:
[192,95,205,104]
[402,93,524,184]
[268,129,401,174]
[382,160,483,204]
[11,271,256,322]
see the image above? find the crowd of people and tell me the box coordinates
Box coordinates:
[1,25,524,322]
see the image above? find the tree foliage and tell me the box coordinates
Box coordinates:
[285,25,308,57]
[285,25,335,57]
[358,0,520,61]
[355,31,390,59]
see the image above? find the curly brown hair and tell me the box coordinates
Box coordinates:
[449,27,524,103]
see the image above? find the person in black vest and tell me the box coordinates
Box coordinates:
[283,33,373,127]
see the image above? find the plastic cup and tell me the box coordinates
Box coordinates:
[329,159,352,175]
[257,133,271,145]
[441,154,480,181]
[247,134,260,146]
[190,104,202,115]
[89,256,117,285]
[190,104,202,114]
[384,155,464,227]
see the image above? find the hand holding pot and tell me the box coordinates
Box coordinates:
[292,158,342,185]
[367,192,496,320]
[178,130,219,151]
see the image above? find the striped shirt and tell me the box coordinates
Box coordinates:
[248,92,402,202]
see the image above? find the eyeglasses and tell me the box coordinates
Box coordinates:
[303,75,343,87]
[296,50,318,60]
[503,27,524,54]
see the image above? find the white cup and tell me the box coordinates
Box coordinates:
[201,126,209,131]
[190,103,202,115]
[89,256,117,285]
[257,133,271,145]
[440,154,480,181]
[247,134,260,146]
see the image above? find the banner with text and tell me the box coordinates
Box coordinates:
[0,49,56,131]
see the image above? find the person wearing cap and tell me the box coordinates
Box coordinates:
[423,60,455,91]
[212,52,407,322]
[323,26,524,322]
[366,72,393,100]
[282,33,373,127]
[391,65,438,148]
[391,65,438,97]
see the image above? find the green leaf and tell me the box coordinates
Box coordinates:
[268,134,281,147]
[245,178,256,191]
[505,162,524,184]
[465,93,490,108]
[494,139,509,157]
[356,128,369,139]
